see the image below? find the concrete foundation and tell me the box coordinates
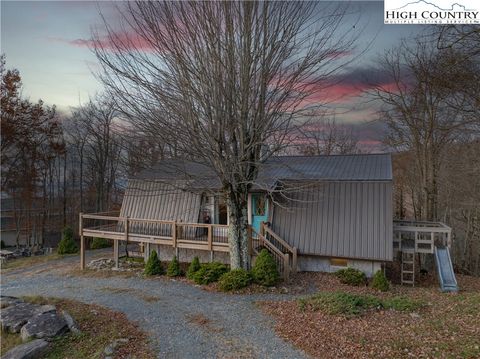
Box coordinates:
[297,255,382,277]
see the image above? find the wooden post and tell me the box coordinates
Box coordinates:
[144,242,151,262]
[113,240,119,268]
[247,226,252,256]
[447,231,452,248]
[172,221,177,249]
[260,221,265,237]
[79,212,85,270]
[292,247,297,273]
[431,232,435,253]
[207,225,213,250]
[284,253,290,281]
[208,224,213,261]
[124,216,129,244]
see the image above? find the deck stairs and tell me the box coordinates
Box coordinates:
[250,223,297,280]
[401,249,415,286]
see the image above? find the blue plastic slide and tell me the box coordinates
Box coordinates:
[434,246,458,292]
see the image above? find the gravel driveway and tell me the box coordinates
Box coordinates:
[1,251,307,359]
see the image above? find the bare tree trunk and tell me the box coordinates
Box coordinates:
[227,190,250,269]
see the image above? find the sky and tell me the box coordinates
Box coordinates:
[1,1,424,151]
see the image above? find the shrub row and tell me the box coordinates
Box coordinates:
[298,291,423,316]
[143,249,281,291]
[334,267,390,292]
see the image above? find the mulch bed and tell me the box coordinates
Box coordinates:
[259,273,480,358]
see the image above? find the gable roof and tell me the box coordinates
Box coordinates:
[135,153,392,190]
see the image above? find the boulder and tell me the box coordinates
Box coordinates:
[20,312,68,342]
[0,296,23,309]
[62,310,81,334]
[1,339,49,359]
[1,303,40,333]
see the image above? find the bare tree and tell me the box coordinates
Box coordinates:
[92,1,359,269]
[372,36,475,221]
[65,95,123,213]
[297,117,359,156]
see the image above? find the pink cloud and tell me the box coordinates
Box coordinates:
[48,31,155,52]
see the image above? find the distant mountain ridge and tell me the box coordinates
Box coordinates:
[393,0,475,11]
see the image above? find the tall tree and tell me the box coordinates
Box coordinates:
[1,56,64,246]
[92,1,358,269]
[372,37,474,221]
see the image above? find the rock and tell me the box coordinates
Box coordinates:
[62,310,81,334]
[410,312,421,319]
[87,258,115,270]
[20,312,68,342]
[104,344,115,356]
[0,296,23,309]
[1,303,40,333]
[36,305,56,314]
[1,339,49,359]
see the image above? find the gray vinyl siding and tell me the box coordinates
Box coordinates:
[120,179,202,223]
[271,181,393,261]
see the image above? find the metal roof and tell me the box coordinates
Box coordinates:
[135,154,392,190]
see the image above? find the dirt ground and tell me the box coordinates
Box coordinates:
[260,273,480,359]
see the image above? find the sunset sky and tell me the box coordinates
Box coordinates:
[1,1,423,151]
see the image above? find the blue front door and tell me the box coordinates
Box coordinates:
[251,193,268,233]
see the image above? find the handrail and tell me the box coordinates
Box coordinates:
[261,222,297,273]
[81,213,229,229]
[263,225,295,254]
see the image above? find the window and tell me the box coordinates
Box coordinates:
[330,258,348,267]
[254,195,266,216]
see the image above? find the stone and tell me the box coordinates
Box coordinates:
[410,312,421,319]
[1,303,40,333]
[0,296,23,309]
[62,310,81,334]
[36,305,56,314]
[87,258,115,270]
[20,312,68,342]
[104,344,115,356]
[1,339,49,359]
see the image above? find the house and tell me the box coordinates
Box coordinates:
[80,152,457,287]
[95,154,392,277]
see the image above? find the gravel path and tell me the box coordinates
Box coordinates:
[1,251,307,359]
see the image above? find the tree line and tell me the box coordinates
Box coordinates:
[373,27,480,275]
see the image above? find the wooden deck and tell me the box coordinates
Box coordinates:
[79,212,297,279]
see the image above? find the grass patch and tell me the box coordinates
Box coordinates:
[0,331,24,354]
[298,291,424,316]
[383,296,423,311]
[124,256,145,264]
[21,296,153,358]
[0,253,73,272]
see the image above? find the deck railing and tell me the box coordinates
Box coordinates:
[79,212,229,270]
[393,220,452,254]
[79,212,294,279]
